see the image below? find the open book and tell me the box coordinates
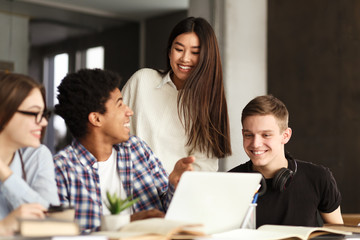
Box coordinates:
[93,218,206,240]
[213,224,352,240]
[324,223,360,233]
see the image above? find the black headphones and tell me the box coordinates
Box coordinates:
[247,154,297,193]
[272,159,297,192]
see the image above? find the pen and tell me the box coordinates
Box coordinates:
[251,184,261,204]
[252,193,259,204]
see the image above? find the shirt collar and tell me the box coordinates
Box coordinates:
[71,139,98,167]
[156,71,177,90]
[70,137,135,166]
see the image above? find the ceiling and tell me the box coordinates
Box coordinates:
[0,0,189,46]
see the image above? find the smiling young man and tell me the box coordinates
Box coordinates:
[229,95,343,227]
[53,69,193,233]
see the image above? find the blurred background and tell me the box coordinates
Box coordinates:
[0,0,359,214]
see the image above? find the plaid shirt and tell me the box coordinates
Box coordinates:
[54,135,174,233]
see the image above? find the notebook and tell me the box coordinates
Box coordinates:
[165,171,262,234]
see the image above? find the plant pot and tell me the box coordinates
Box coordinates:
[101,214,130,231]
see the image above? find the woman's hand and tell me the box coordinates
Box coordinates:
[0,203,46,236]
[169,156,195,188]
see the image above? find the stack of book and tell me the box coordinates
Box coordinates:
[19,205,80,238]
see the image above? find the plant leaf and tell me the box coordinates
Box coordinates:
[105,191,139,215]
[118,198,139,213]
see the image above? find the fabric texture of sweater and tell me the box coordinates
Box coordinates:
[122,68,218,173]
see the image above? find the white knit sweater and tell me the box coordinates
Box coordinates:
[122,68,218,173]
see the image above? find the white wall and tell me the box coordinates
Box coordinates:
[189,0,267,171]
[0,12,29,74]
[222,0,267,170]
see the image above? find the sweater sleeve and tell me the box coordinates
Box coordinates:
[1,145,60,209]
[191,151,219,172]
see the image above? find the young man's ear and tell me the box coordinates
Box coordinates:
[88,112,102,127]
[281,127,292,144]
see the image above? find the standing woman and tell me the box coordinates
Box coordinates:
[122,17,232,173]
[0,72,59,233]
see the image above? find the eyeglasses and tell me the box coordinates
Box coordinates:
[16,110,52,124]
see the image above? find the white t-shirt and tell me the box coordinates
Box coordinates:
[96,148,130,215]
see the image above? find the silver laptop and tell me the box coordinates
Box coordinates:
[165,171,262,234]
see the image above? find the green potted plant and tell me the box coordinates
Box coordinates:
[105,192,139,215]
[101,191,139,231]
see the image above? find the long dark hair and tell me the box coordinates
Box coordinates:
[165,17,232,158]
[0,72,45,132]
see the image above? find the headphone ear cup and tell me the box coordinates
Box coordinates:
[272,168,294,192]
[258,177,267,196]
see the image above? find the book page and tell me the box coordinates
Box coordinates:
[120,218,203,237]
[93,218,204,240]
[324,224,360,233]
[92,231,165,240]
[258,225,351,240]
[212,229,297,240]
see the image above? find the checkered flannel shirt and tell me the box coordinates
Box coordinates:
[54,135,174,232]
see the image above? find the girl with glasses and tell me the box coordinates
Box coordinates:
[0,72,59,235]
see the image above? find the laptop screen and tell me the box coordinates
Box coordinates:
[165,171,262,234]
